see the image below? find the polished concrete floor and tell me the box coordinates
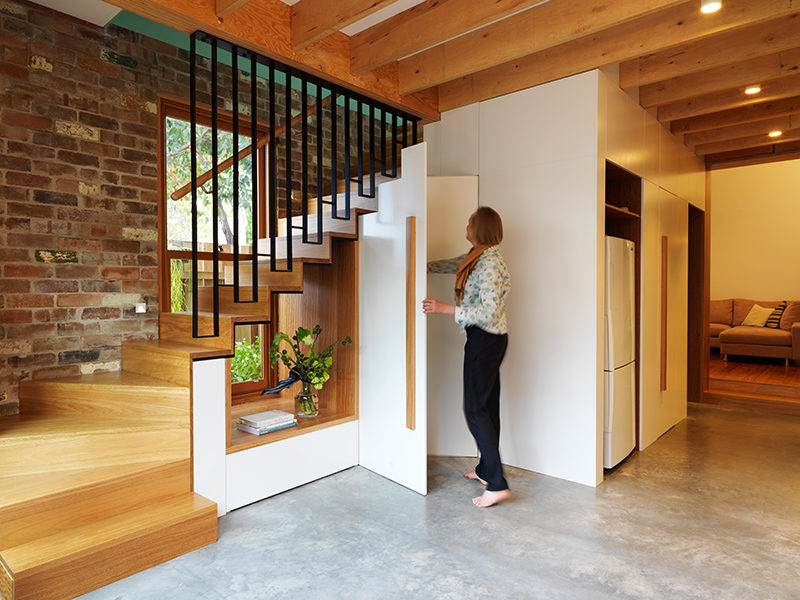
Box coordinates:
[79,403,800,600]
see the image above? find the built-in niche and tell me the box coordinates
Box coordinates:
[605,160,642,447]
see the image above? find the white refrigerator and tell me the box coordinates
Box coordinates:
[604,236,636,468]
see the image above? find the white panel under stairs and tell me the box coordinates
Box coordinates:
[359,142,428,495]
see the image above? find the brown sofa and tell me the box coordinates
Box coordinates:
[709,299,800,365]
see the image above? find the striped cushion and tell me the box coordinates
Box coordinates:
[765,301,787,328]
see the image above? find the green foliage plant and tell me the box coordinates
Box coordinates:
[269,325,352,390]
[232,336,263,383]
[170,259,187,312]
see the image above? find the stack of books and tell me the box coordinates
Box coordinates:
[237,409,298,435]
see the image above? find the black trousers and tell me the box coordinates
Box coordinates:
[463,325,509,491]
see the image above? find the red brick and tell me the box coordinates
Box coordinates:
[56,238,101,251]
[4,264,52,278]
[0,249,31,262]
[5,294,55,308]
[5,171,51,188]
[0,61,29,81]
[101,239,139,253]
[56,150,99,167]
[7,233,55,247]
[77,54,119,77]
[57,321,99,335]
[33,280,78,293]
[57,293,101,307]
[81,307,120,320]
[7,203,51,219]
[33,337,78,352]
[80,334,118,349]
[2,110,51,130]
[0,124,30,142]
[0,310,32,323]
[35,308,77,323]
[8,353,56,368]
[0,280,30,293]
[32,365,80,379]
[122,280,157,294]
[140,267,158,280]
[54,265,98,278]
[100,266,139,280]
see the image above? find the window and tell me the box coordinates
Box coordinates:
[159,97,274,398]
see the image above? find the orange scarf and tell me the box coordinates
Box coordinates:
[455,244,491,305]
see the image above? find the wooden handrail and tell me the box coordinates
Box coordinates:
[170,95,333,202]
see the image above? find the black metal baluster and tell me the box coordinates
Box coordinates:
[344,93,351,219]
[330,90,338,219]
[413,119,418,145]
[391,110,398,178]
[368,104,375,198]
[285,67,293,270]
[301,78,308,243]
[268,63,277,271]
[356,99,363,199]
[249,52,259,295]
[402,115,408,149]
[210,37,219,337]
[315,82,323,243]
[232,46,240,302]
[379,106,386,177]
[190,34,199,337]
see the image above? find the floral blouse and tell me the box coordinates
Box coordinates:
[428,246,510,335]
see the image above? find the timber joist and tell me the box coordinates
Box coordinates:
[106,0,800,167]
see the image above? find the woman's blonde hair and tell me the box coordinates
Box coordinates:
[469,206,503,245]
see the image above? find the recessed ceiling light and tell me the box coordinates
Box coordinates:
[744,85,761,95]
[701,0,722,13]
[768,131,783,138]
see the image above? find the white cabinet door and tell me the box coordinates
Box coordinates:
[358,143,428,495]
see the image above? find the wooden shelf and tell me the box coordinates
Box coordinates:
[228,393,356,453]
[605,203,640,219]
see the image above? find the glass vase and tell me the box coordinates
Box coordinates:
[295,380,319,418]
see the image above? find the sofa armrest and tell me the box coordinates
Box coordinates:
[793,322,800,360]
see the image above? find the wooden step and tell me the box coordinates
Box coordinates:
[196,281,273,318]
[0,414,188,477]
[158,311,265,352]
[707,376,800,399]
[0,460,191,550]
[277,190,380,236]
[19,372,189,425]
[1,492,216,600]
[121,340,229,388]
[265,231,333,262]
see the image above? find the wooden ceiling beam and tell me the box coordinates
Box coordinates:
[670,95,800,134]
[705,140,800,169]
[657,72,800,122]
[350,0,542,75]
[103,0,438,120]
[398,0,689,95]
[638,48,800,108]
[694,127,800,155]
[215,0,252,20]
[620,9,800,89]
[291,0,397,50]
[437,0,796,112]
[683,115,800,148]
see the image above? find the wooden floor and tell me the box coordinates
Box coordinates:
[704,352,800,415]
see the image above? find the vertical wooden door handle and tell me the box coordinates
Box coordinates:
[661,235,668,392]
[406,216,416,430]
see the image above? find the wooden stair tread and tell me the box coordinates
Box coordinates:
[1,492,215,573]
[0,461,178,512]
[705,388,800,403]
[0,414,180,442]
[124,339,229,358]
[20,370,186,391]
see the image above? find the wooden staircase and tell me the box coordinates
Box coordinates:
[0,167,397,599]
[0,357,219,600]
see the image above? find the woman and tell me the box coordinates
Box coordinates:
[422,206,511,508]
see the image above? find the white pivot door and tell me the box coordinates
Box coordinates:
[359,143,428,495]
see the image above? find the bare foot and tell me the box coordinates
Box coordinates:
[463,470,487,486]
[472,489,510,508]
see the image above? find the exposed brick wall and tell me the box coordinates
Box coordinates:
[0,0,192,414]
[0,0,412,416]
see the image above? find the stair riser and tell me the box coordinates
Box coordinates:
[159,312,235,351]
[196,285,273,318]
[0,430,189,478]
[11,505,217,600]
[0,460,192,550]
[19,383,189,426]
[122,345,192,388]
[0,557,11,600]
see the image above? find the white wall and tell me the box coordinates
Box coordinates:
[710,159,800,301]
[426,71,603,487]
